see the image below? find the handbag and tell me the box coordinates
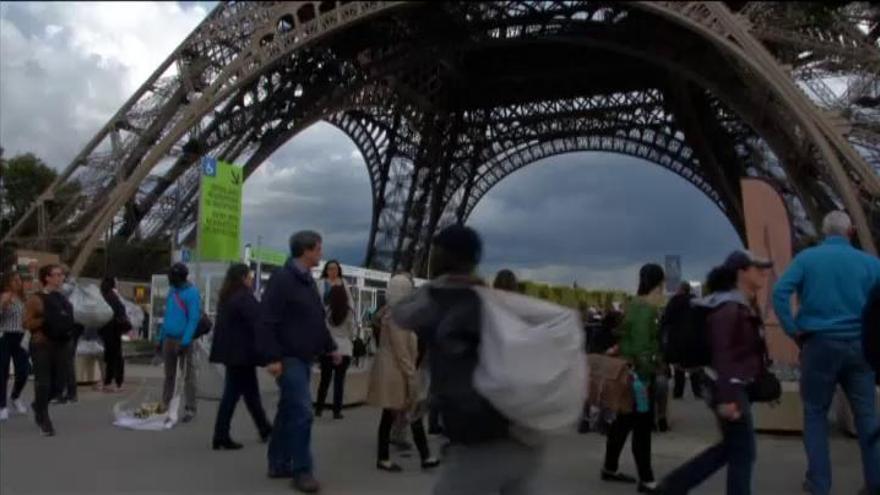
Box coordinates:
[171,292,212,339]
[747,369,781,403]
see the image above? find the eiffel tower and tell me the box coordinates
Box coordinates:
[4,2,879,276]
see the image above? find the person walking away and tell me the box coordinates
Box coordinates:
[368,274,440,472]
[209,263,273,450]
[772,211,880,495]
[99,276,130,393]
[315,285,356,419]
[158,262,201,422]
[393,225,542,495]
[492,269,519,292]
[52,269,81,404]
[256,231,342,493]
[24,264,75,436]
[601,264,665,493]
[661,282,704,401]
[660,251,774,494]
[0,271,31,420]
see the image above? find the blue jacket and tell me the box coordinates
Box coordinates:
[772,236,880,339]
[160,283,201,346]
[256,259,336,363]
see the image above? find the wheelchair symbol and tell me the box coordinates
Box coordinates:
[202,157,217,177]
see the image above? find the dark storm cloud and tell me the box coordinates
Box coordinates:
[1,3,742,292]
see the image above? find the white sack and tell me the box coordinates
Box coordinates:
[69,284,113,330]
[473,287,588,432]
[121,298,145,331]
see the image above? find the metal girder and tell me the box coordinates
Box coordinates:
[6,1,879,275]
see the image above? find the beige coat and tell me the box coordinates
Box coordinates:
[367,307,419,410]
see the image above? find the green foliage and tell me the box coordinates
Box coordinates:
[517,279,628,310]
[1,152,57,236]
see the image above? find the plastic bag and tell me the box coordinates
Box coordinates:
[472,287,588,431]
[113,363,184,431]
[121,298,145,331]
[69,284,113,331]
[77,338,104,357]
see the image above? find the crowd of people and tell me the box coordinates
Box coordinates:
[1,210,878,495]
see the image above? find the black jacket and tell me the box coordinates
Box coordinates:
[393,277,510,445]
[210,287,262,366]
[660,292,694,363]
[99,290,129,339]
[256,259,336,363]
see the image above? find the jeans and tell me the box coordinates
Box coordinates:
[213,365,272,442]
[315,355,351,415]
[433,438,542,495]
[662,390,756,494]
[31,341,66,426]
[800,336,880,495]
[268,357,314,476]
[0,333,30,408]
[161,338,197,412]
[378,408,431,461]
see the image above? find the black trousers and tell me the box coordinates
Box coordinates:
[604,410,655,482]
[50,337,78,401]
[31,341,66,425]
[0,333,30,408]
[315,355,351,414]
[378,408,431,461]
[673,367,705,399]
[102,331,124,387]
[213,365,272,442]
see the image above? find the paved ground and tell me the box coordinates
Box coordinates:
[0,363,866,495]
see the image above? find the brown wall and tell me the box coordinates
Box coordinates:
[741,178,800,367]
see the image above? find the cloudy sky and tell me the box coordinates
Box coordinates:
[0,2,742,292]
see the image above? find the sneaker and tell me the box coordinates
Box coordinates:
[421,457,440,470]
[13,399,27,415]
[333,412,344,420]
[638,481,660,493]
[0,408,8,421]
[292,473,321,493]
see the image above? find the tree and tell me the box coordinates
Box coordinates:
[0,152,57,237]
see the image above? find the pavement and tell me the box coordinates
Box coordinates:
[0,363,867,495]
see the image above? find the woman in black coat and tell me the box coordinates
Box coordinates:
[99,277,130,392]
[210,264,273,450]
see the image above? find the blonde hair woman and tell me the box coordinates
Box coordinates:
[367,274,439,472]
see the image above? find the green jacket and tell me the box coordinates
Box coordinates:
[617,298,661,380]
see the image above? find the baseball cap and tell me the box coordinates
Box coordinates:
[722,250,773,271]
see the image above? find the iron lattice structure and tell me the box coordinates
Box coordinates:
[5,1,880,275]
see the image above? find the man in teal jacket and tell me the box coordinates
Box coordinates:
[159,262,201,422]
[772,211,880,495]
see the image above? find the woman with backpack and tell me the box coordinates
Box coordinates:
[0,271,31,421]
[315,285,356,419]
[209,263,273,450]
[98,277,130,393]
[601,263,665,494]
[660,250,775,494]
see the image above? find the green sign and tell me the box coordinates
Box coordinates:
[198,157,243,262]
[252,246,288,266]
